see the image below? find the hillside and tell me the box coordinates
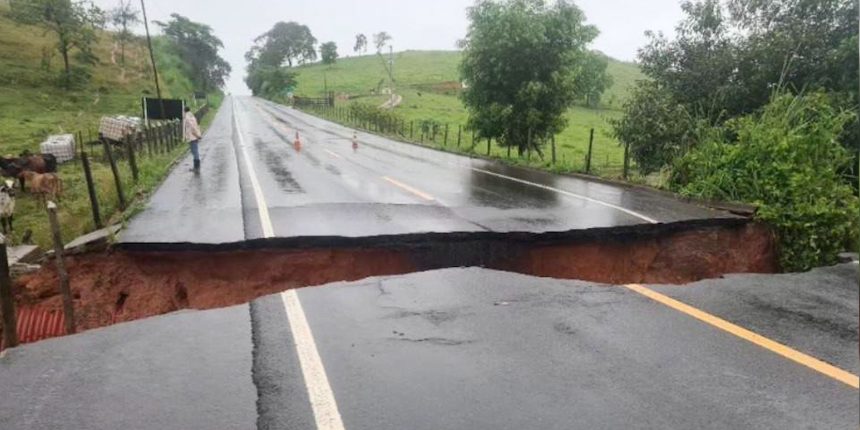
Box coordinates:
[0,7,219,249]
[292,50,643,110]
[291,50,643,174]
[0,12,199,154]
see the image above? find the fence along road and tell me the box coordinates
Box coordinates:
[121,96,733,244]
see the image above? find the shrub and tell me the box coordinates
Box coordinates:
[671,92,859,271]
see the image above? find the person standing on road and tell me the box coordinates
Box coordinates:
[184,107,203,171]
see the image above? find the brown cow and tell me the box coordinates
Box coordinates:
[21,171,63,202]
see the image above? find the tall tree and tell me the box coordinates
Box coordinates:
[109,0,139,66]
[615,0,859,172]
[353,33,367,54]
[155,14,231,92]
[320,41,338,65]
[573,52,612,107]
[373,31,391,53]
[9,0,104,87]
[246,21,317,68]
[459,0,599,155]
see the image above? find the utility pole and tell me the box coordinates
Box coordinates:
[140,0,165,117]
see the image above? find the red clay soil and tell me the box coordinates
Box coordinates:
[507,222,777,284]
[12,249,416,333]
[7,221,777,339]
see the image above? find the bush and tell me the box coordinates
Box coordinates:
[671,92,859,271]
[612,81,699,174]
[347,103,402,133]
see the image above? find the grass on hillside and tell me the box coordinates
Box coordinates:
[292,50,638,176]
[0,10,219,249]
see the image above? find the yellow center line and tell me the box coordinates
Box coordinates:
[624,283,860,389]
[382,176,436,201]
[324,149,342,159]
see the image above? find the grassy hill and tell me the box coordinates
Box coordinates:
[291,50,644,174]
[0,7,218,249]
[292,50,642,110]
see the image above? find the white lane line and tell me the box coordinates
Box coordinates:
[382,176,436,201]
[281,290,346,430]
[470,167,658,223]
[324,149,342,159]
[232,99,275,238]
[236,98,346,429]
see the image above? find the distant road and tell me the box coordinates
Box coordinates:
[121,96,731,244]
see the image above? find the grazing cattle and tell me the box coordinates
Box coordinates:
[5,152,58,189]
[0,179,15,234]
[21,171,62,202]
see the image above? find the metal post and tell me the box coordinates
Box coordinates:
[80,152,102,229]
[47,202,75,335]
[586,128,594,173]
[0,235,18,349]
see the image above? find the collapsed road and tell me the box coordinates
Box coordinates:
[1,96,857,429]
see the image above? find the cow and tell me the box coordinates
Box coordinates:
[21,171,62,202]
[0,179,15,234]
[3,152,58,189]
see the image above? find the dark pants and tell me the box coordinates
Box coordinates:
[189,140,200,169]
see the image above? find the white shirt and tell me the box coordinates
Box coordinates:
[184,111,202,142]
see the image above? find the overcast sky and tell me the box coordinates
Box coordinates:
[91,0,684,94]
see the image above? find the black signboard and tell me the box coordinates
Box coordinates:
[142,98,185,121]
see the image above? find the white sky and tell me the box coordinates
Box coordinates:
[91,0,684,94]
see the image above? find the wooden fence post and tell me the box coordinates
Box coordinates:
[126,134,139,183]
[410,121,414,139]
[586,128,594,174]
[47,202,75,335]
[486,138,491,156]
[444,124,449,147]
[623,142,630,179]
[102,139,126,210]
[457,125,462,147]
[552,134,557,165]
[0,235,18,349]
[80,151,102,229]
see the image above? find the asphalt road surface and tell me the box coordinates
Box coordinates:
[121,96,731,244]
[1,265,857,429]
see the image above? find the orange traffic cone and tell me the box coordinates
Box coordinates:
[293,131,302,151]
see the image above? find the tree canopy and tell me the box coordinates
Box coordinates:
[353,33,367,54]
[616,0,859,173]
[320,41,338,65]
[246,21,317,68]
[9,0,105,87]
[459,0,601,155]
[109,0,139,66]
[156,13,231,92]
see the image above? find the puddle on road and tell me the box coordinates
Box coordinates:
[4,219,776,344]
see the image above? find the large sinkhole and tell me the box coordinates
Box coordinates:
[9,219,776,337]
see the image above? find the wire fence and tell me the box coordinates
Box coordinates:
[300,102,636,178]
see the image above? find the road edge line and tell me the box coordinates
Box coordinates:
[472,167,658,224]
[382,176,436,201]
[624,283,860,389]
[281,290,346,430]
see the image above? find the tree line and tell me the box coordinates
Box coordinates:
[6,0,230,95]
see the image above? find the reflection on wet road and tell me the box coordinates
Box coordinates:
[122,96,734,244]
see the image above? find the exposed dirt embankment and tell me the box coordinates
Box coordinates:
[11,219,776,335]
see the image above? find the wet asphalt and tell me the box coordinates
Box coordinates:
[2,265,856,429]
[121,96,732,244]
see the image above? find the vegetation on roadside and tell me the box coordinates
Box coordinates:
[672,93,859,271]
[0,3,226,249]
[616,0,859,270]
